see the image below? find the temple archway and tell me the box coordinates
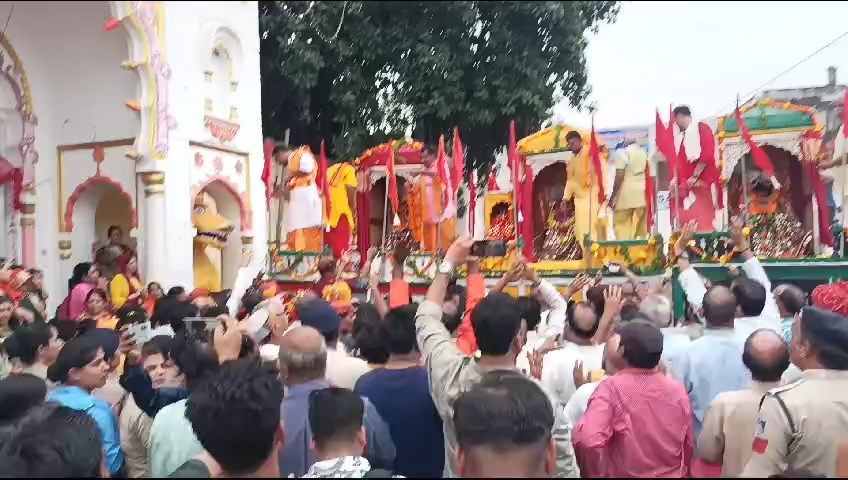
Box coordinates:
[727,144,813,231]
[68,179,135,270]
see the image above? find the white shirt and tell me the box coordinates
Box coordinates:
[516,279,569,375]
[563,380,602,428]
[326,347,370,389]
[677,256,781,339]
[541,342,605,406]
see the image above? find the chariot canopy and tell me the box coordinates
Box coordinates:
[517,124,608,157]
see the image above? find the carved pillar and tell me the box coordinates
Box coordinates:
[141,172,167,284]
[19,202,35,267]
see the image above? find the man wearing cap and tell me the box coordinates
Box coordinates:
[609,137,650,240]
[741,306,848,477]
[296,299,369,389]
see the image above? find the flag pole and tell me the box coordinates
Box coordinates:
[670,105,682,231]
[841,98,847,254]
[737,94,749,222]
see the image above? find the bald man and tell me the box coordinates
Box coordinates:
[698,329,789,477]
[278,326,396,478]
[542,302,606,405]
[669,285,751,441]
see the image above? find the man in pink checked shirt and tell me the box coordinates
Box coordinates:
[573,321,694,478]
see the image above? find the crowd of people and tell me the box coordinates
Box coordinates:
[0,217,847,478]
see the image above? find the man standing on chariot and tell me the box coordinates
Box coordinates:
[670,106,722,231]
[275,145,324,252]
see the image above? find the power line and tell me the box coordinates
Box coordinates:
[710,29,848,117]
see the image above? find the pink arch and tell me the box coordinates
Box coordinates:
[64,176,137,232]
[191,175,251,230]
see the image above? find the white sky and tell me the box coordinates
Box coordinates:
[553,1,848,129]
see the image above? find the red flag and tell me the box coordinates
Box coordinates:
[436,134,448,203]
[318,140,331,221]
[469,170,477,236]
[735,106,775,178]
[656,110,677,175]
[488,167,499,191]
[386,141,399,215]
[509,121,520,218]
[262,138,275,209]
[452,128,464,199]
[589,116,605,205]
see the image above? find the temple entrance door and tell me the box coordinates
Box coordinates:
[727,145,813,232]
[68,183,134,271]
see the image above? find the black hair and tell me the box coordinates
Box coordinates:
[107,225,122,237]
[308,387,364,450]
[743,330,790,383]
[453,370,552,469]
[3,322,54,366]
[446,281,466,315]
[470,292,522,356]
[673,105,692,117]
[0,374,47,425]
[116,304,148,331]
[239,285,266,320]
[166,286,186,297]
[585,286,606,318]
[168,330,221,389]
[186,358,283,476]
[351,303,389,365]
[147,281,162,292]
[775,285,806,316]
[46,335,102,384]
[151,296,197,331]
[442,312,462,336]
[516,296,543,332]
[382,304,418,355]
[565,130,582,143]
[618,320,663,369]
[702,286,737,327]
[82,329,120,362]
[50,318,80,342]
[68,262,93,293]
[731,277,767,318]
[0,403,104,477]
[141,335,171,359]
[798,306,848,370]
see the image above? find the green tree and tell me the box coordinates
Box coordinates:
[260,1,619,175]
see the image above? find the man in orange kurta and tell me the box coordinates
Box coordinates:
[276,145,324,252]
[408,147,457,252]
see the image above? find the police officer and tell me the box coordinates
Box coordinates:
[741,306,848,477]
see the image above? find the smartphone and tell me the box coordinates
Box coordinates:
[471,240,508,258]
[183,317,219,333]
[128,322,153,345]
[604,262,621,274]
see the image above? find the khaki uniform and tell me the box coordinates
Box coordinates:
[740,370,848,477]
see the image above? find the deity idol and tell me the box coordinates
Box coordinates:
[744,174,811,258]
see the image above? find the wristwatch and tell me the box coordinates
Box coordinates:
[437,260,455,276]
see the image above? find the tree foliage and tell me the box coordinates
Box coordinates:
[259,1,620,175]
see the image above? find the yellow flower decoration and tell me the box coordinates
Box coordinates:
[742,227,750,237]
[647,237,657,246]
[590,243,600,253]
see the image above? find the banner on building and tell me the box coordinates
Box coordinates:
[599,127,651,153]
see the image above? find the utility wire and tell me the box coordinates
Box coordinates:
[711,29,848,116]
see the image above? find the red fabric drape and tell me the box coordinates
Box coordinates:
[356,190,370,249]
[735,107,776,179]
[318,140,330,221]
[452,128,464,200]
[386,142,400,215]
[262,139,275,209]
[468,170,477,235]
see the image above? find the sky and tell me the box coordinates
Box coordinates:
[553,1,848,129]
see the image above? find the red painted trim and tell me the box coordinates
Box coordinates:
[64,175,137,232]
[192,174,252,230]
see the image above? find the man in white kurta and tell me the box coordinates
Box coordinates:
[276,145,324,252]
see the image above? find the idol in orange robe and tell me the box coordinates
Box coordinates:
[277,146,324,252]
